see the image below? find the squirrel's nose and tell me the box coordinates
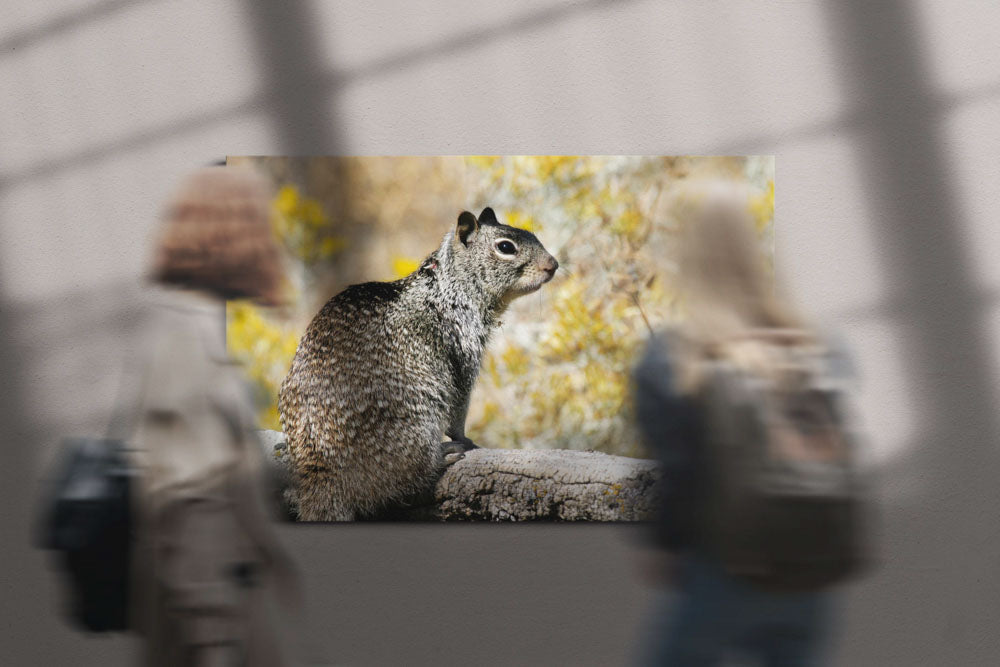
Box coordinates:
[543,256,559,276]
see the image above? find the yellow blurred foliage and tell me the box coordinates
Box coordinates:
[750,180,775,232]
[504,210,540,232]
[226,300,300,430]
[271,184,347,263]
[392,256,420,279]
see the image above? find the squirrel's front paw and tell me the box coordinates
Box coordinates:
[440,441,467,466]
[452,436,479,451]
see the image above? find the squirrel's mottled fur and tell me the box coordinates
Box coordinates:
[278,208,558,520]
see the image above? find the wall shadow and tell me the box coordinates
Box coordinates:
[824,1,1000,663]
[0,274,144,663]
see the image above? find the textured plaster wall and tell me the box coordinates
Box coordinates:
[2,1,998,665]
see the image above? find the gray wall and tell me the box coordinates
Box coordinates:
[2,1,999,664]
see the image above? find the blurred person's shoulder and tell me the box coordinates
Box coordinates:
[140,286,230,364]
[136,287,258,421]
[632,326,693,391]
[637,326,696,367]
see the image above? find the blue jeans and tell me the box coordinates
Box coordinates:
[639,554,833,666]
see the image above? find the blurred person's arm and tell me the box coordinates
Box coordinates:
[827,331,859,382]
[631,335,701,560]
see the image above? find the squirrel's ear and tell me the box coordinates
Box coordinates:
[456,211,479,246]
[478,207,498,225]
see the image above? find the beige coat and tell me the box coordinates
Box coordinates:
[128,289,295,666]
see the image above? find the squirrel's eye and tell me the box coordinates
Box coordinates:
[495,240,517,255]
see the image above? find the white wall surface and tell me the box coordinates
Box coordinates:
[2,1,998,664]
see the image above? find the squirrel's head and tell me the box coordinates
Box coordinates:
[445,207,558,305]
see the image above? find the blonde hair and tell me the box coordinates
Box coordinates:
[150,167,285,305]
[669,179,811,392]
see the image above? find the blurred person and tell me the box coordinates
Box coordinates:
[631,181,864,666]
[131,166,299,666]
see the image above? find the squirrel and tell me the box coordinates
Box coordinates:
[278,207,559,520]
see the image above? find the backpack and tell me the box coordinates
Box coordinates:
[39,436,135,632]
[39,356,146,633]
[696,329,866,591]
